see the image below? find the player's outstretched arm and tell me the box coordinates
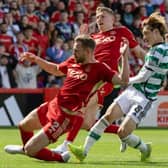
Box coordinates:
[20,52,65,76]
[112,39,129,86]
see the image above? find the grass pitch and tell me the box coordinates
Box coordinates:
[0,128,168,168]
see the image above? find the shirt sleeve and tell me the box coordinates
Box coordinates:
[101,63,116,82]
[57,56,74,74]
[121,27,138,49]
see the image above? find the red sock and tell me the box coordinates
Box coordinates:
[35,148,63,162]
[19,126,34,145]
[66,116,83,142]
[104,124,119,134]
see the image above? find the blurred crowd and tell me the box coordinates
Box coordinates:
[0,0,167,90]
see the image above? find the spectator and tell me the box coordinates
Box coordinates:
[46,0,59,17]
[50,1,66,23]
[9,0,21,22]
[73,11,85,36]
[23,25,39,55]
[18,15,30,31]
[9,31,28,60]
[46,74,62,88]
[62,41,72,59]
[55,11,75,41]
[114,12,122,27]
[0,22,13,52]
[46,37,68,63]
[34,20,49,59]
[68,0,89,21]
[121,2,134,30]
[34,1,50,23]
[134,5,148,21]
[25,2,39,29]
[47,22,56,42]
[0,44,17,88]
[145,0,155,16]
[35,0,50,9]
[3,11,20,42]
[15,61,41,88]
[102,0,122,13]
[0,1,4,24]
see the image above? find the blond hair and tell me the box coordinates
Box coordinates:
[142,12,168,37]
[96,7,114,15]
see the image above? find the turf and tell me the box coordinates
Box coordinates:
[0,128,168,168]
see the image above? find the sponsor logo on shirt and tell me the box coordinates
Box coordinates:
[95,35,116,44]
[68,69,88,80]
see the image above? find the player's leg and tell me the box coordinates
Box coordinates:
[24,113,73,162]
[4,104,45,155]
[52,94,99,154]
[68,102,124,162]
[52,115,83,154]
[23,128,69,162]
[53,92,119,154]
[53,91,120,154]
[19,102,48,145]
[118,102,152,161]
[68,88,131,161]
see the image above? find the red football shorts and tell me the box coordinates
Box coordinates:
[37,99,83,143]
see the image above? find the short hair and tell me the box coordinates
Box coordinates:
[142,12,168,37]
[75,34,96,51]
[96,7,114,15]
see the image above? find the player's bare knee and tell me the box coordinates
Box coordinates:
[82,122,93,130]
[117,127,127,138]
[104,113,113,123]
[18,121,25,130]
[18,120,28,131]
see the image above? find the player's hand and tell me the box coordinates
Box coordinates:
[19,52,37,63]
[79,23,89,34]
[120,38,129,57]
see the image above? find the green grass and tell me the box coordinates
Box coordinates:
[0,128,168,168]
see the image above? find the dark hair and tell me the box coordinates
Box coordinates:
[75,34,96,51]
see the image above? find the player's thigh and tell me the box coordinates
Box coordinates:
[104,102,124,123]
[19,108,42,131]
[24,129,49,156]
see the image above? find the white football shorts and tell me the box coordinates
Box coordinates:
[114,86,152,124]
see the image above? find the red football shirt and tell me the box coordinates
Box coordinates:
[57,57,115,113]
[91,26,138,71]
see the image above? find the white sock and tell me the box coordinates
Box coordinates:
[83,117,110,155]
[121,134,147,152]
[63,140,71,146]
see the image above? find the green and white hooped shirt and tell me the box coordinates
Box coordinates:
[133,43,168,101]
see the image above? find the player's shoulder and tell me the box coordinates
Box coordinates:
[98,62,112,71]
[113,26,132,33]
[153,43,168,52]
[66,56,75,63]
[156,43,168,56]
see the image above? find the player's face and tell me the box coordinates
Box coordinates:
[96,11,114,32]
[142,26,155,47]
[73,41,87,63]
